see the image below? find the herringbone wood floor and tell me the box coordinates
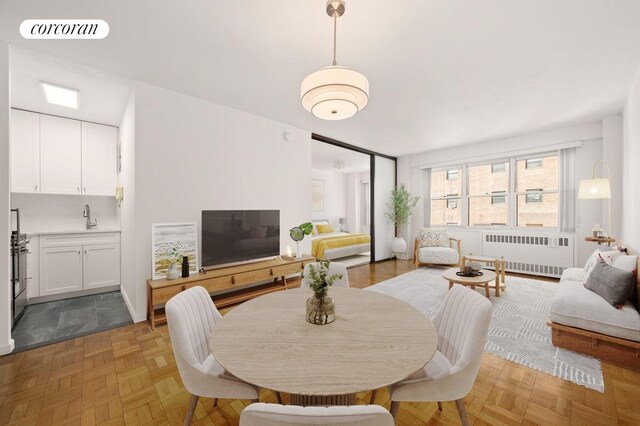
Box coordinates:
[1,260,639,425]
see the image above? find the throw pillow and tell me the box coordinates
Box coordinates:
[419,228,449,248]
[312,221,328,235]
[316,224,335,234]
[612,255,639,311]
[585,260,636,308]
[584,247,612,276]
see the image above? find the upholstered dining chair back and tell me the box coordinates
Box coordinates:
[432,284,492,378]
[240,403,394,426]
[301,262,350,289]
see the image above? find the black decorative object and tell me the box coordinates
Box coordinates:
[456,271,484,278]
[182,256,189,278]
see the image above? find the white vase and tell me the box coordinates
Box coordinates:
[166,262,180,280]
[296,242,303,258]
[391,237,407,254]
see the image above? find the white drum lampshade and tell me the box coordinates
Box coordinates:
[301,66,369,120]
[578,178,611,199]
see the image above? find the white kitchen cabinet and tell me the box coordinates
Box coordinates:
[10,109,40,193]
[40,114,82,195]
[26,236,39,299]
[82,122,118,196]
[39,245,84,296]
[37,233,121,298]
[83,243,121,289]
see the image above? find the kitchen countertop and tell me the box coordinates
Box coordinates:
[24,228,121,236]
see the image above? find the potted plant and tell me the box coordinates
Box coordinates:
[165,246,182,280]
[385,184,420,256]
[302,260,343,325]
[289,222,313,258]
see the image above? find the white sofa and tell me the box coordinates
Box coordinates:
[549,260,640,370]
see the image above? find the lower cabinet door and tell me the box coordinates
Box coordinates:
[39,245,83,296]
[83,243,121,289]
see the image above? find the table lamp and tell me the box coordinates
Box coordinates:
[338,218,346,232]
[578,160,612,237]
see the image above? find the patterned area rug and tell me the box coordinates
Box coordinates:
[366,267,605,392]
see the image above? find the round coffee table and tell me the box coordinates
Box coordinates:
[210,287,437,406]
[442,267,497,298]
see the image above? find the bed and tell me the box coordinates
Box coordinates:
[310,220,371,260]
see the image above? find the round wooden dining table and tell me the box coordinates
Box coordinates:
[210,287,437,406]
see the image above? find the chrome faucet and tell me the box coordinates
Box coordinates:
[83,204,98,230]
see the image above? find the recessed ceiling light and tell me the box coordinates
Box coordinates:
[40,81,78,109]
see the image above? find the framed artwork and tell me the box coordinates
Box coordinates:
[311,179,324,211]
[151,222,199,279]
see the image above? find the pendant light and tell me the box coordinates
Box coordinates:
[301,0,369,120]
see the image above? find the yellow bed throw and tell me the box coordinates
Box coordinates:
[312,234,371,259]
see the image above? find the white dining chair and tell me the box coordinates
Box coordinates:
[386,284,492,425]
[165,286,260,425]
[240,403,394,426]
[301,262,350,289]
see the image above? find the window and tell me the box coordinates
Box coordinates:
[430,168,462,225]
[426,153,560,228]
[491,163,506,173]
[525,158,543,169]
[517,156,558,227]
[525,189,543,203]
[491,192,506,204]
[467,162,509,226]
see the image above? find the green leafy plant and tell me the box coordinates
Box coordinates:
[289,222,314,241]
[385,184,420,237]
[301,260,343,298]
[166,247,182,265]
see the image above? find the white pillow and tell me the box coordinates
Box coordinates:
[612,254,638,273]
[584,247,613,275]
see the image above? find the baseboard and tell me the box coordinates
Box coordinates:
[121,287,146,323]
[0,339,15,355]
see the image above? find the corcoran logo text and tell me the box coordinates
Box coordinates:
[20,19,109,39]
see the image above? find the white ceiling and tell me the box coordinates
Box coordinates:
[10,47,131,126]
[1,1,640,155]
[312,140,370,173]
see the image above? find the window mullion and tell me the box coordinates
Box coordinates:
[509,157,517,227]
[462,164,469,226]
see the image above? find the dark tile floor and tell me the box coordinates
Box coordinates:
[11,291,133,353]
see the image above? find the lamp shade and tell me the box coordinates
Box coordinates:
[301,66,369,120]
[578,178,611,199]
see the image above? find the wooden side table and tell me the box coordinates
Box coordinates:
[585,236,616,246]
[442,268,497,299]
[461,255,506,297]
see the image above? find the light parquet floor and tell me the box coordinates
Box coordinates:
[1,260,639,425]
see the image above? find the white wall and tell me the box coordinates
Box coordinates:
[10,194,118,233]
[126,82,311,320]
[0,42,12,355]
[118,89,137,319]
[602,114,623,238]
[622,64,640,252]
[397,121,605,266]
[311,169,346,229]
[374,156,396,261]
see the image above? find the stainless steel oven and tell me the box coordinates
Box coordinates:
[11,208,29,328]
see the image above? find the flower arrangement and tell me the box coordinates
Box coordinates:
[302,260,343,298]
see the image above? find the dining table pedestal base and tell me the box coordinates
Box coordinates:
[291,393,356,406]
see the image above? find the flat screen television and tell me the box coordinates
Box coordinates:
[201,210,280,268]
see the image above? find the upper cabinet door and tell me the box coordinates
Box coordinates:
[82,122,117,196]
[40,115,82,194]
[10,109,40,193]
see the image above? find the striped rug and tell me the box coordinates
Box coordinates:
[366,267,605,392]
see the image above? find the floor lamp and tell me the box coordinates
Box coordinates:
[578,160,612,237]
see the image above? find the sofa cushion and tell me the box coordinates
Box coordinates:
[418,228,449,248]
[585,261,636,308]
[418,247,459,265]
[561,267,588,283]
[550,276,640,342]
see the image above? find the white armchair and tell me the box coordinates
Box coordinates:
[240,403,394,426]
[388,285,492,425]
[301,262,350,289]
[414,227,461,267]
[165,286,259,425]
